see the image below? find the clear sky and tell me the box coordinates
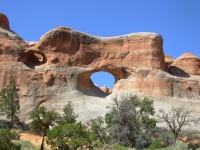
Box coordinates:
[1,1,200,88]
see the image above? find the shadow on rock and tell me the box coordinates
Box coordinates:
[168,66,190,77]
[78,84,111,98]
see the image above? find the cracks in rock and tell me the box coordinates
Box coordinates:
[171,77,174,97]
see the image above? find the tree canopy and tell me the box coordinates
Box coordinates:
[29,106,61,150]
[0,128,21,150]
[47,122,94,150]
[157,106,199,144]
[0,80,20,129]
[106,94,156,148]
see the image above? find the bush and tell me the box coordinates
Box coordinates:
[106,94,156,148]
[188,143,200,150]
[181,130,200,150]
[46,122,94,150]
[111,143,134,150]
[152,127,175,147]
[92,141,104,149]
[175,140,189,150]
[14,140,39,150]
[149,138,164,150]
[88,116,110,144]
[61,101,78,124]
[0,128,21,150]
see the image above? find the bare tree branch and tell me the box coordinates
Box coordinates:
[157,106,199,144]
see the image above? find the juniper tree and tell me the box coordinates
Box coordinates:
[106,93,156,148]
[46,101,95,150]
[0,128,21,150]
[88,116,110,145]
[29,106,61,150]
[60,101,78,124]
[0,80,20,129]
[46,122,94,150]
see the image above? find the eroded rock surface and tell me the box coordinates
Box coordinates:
[0,13,200,124]
[165,54,174,70]
[0,12,9,29]
[169,53,200,76]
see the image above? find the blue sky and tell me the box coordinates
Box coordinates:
[1,1,199,88]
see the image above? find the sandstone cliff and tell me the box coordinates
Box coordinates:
[0,13,200,126]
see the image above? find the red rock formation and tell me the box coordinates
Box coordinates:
[33,27,165,70]
[169,53,200,75]
[0,12,9,29]
[165,54,174,70]
[0,13,199,122]
[100,86,109,93]
[0,13,26,62]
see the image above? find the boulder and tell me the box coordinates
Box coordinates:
[100,86,109,93]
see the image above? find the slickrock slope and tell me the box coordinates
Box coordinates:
[0,13,200,126]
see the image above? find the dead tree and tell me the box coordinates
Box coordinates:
[157,106,199,144]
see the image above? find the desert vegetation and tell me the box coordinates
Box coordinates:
[0,80,200,150]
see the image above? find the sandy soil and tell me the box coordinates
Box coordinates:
[20,133,51,150]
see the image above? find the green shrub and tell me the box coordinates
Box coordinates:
[111,143,133,150]
[181,130,200,150]
[88,116,110,144]
[106,94,156,149]
[188,143,200,150]
[93,141,104,148]
[152,127,175,147]
[175,140,188,150]
[149,138,164,150]
[0,128,21,150]
[46,122,94,150]
[14,140,40,150]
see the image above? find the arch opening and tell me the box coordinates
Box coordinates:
[90,71,115,94]
[77,67,130,97]
[23,51,47,68]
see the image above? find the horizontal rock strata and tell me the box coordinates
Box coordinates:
[0,13,199,123]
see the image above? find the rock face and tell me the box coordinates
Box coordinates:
[169,53,200,76]
[165,54,174,70]
[0,13,200,124]
[100,86,111,93]
[0,12,9,29]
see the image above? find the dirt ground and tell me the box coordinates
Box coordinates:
[20,133,51,150]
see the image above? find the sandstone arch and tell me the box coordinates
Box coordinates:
[77,67,130,92]
[23,50,47,67]
[90,71,115,89]
[1,12,200,126]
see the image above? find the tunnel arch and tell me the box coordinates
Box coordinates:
[23,50,47,67]
[90,71,115,93]
[77,67,130,95]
